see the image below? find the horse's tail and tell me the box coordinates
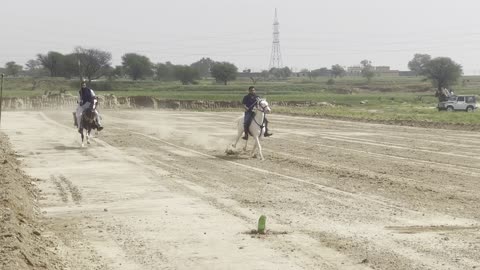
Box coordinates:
[235,115,244,127]
[235,115,243,122]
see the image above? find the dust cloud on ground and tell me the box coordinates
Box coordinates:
[1,109,480,269]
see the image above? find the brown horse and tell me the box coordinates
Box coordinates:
[77,99,101,147]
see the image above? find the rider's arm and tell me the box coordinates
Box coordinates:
[90,89,96,102]
[242,96,249,111]
[78,90,82,105]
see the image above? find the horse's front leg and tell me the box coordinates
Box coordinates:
[86,128,91,145]
[242,137,248,152]
[80,130,85,148]
[252,136,264,160]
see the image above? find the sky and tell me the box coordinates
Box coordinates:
[1,0,480,74]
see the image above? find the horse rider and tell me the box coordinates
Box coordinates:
[242,86,272,140]
[75,81,103,132]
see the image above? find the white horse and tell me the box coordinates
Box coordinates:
[230,99,271,160]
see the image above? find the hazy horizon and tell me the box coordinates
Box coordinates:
[2,0,480,74]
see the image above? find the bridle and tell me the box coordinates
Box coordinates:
[255,99,269,113]
[252,99,269,128]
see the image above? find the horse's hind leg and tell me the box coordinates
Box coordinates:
[232,129,243,149]
[86,129,91,145]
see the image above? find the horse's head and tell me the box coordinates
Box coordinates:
[257,99,271,114]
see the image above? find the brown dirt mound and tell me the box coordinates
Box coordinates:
[0,132,64,270]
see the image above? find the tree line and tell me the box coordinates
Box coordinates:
[1,47,300,86]
[1,47,464,94]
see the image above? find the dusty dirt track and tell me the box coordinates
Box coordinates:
[2,110,480,270]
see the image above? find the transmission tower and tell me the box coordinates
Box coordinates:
[269,8,283,69]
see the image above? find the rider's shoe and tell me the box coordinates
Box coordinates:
[264,132,273,137]
[97,126,104,131]
[242,135,248,140]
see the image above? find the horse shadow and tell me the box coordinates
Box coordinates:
[214,154,250,161]
[54,145,83,151]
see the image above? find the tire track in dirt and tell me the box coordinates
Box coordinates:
[104,112,476,219]
[50,175,82,204]
[101,125,479,270]
[278,135,480,175]
[37,112,363,269]
[42,110,480,269]
[118,111,480,167]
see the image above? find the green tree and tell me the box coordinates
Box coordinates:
[62,53,81,79]
[408,53,431,76]
[112,65,125,78]
[25,59,41,72]
[24,59,48,77]
[190,57,214,78]
[121,53,153,80]
[331,64,346,78]
[360,60,375,82]
[299,68,312,80]
[269,67,292,79]
[421,57,463,97]
[5,61,22,77]
[311,68,330,79]
[37,51,64,77]
[260,70,269,79]
[154,62,176,81]
[174,65,199,85]
[210,62,238,85]
[75,47,112,82]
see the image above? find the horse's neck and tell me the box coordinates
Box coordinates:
[254,110,265,124]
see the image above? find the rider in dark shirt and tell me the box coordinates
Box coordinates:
[75,82,103,131]
[241,86,272,140]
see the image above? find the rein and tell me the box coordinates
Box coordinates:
[252,100,267,128]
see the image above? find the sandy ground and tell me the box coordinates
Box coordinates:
[2,109,480,270]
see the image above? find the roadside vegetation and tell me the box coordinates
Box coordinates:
[2,75,480,127]
[1,49,478,127]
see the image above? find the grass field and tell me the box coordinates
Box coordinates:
[2,75,480,126]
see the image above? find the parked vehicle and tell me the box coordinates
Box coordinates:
[437,95,477,112]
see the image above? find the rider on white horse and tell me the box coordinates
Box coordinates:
[75,82,103,132]
[242,86,272,140]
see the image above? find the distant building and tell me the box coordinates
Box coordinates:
[295,71,310,77]
[375,66,390,72]
[347,65,400,76]
[347,66,362,76]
